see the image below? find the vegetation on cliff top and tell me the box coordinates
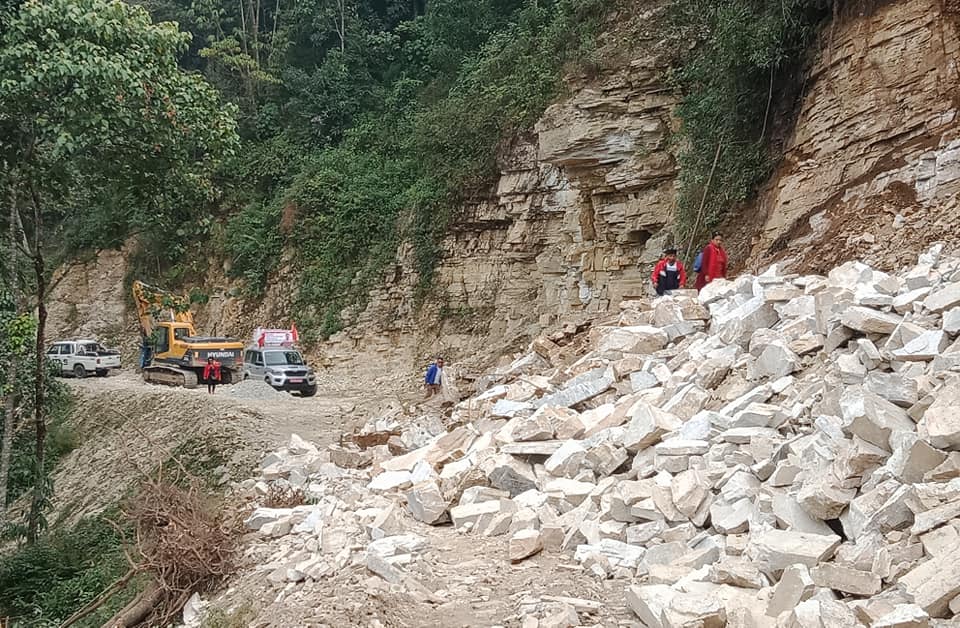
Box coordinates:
[201,0,608,337]
[670,0,833,243]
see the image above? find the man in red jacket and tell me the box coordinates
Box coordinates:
[651,247,687,295]
[203,357,222,394]
[694,232,728,292]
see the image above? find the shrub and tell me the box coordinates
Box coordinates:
[0,514,132,626]
[669,0,832,243]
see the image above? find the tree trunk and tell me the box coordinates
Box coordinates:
[339,0,345,52]
[27,185,45,543]
[101,578,163,628]
[0,361,15,524]
[250,0,261,66]
[0,181,19,526]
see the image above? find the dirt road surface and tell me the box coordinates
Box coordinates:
[42,367,630,627]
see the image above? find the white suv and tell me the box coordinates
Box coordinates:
[243,346,317,397]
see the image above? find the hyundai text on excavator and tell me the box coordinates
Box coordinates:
[132,280,245,388]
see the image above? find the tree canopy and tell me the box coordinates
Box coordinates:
[0,0,239,541]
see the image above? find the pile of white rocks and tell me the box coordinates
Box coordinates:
[241,245,960,627]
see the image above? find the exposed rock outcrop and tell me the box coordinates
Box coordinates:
[739,0,960,274]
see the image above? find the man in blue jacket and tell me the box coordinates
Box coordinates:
[424,357,444,398]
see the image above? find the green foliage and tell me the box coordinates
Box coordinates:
[0,0,239,287]
[2,368,74,520]
[223,201,282,296]
[0,513,133,627]
[286,145,407,335]
[0,291,75,520]
[669,0,831,241]
[218,0,607,336]
[0,0,238,175]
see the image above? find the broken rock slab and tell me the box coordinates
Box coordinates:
[872,604,931,628]
[593,325,668,354]
[662,592,726,628]
[923,283,960,313]
[900,547,960,617]
[534,367,615,409]
[574,539,645,569]
[626,584,676,627]
[811,563,882,596]
[544,441,588,478]
[504,413,555,442]
[244,507,293,531]
[747,529,841,574]
[919,380,960,449]
[841,386,916,451]
[783,598,860,627]
[766,563,816,617]
[491,398,535,419]
[482,453,538,496]
[623,402,683,452]
[754,341,800,380]
[841,306,903,335]
[405,481,448,525]
[711,296,780,347]
[865,372,919,408]
[671,468,710,518]
[891,330,949,362]
[509,529,544,563]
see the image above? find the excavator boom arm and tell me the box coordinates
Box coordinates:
[132,280,196,338]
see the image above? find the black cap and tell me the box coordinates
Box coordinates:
[664,247,678,255]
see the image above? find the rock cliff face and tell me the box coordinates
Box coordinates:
[327,9,682,366]
[738,0,960,274]
[46,0,960,374]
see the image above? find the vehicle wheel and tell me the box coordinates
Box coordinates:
[73,364,86,378]
[95,369,108,377]
[299,386,318,398]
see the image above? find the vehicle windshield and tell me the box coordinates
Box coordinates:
[264,351,305,366]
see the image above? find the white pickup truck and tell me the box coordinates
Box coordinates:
[46,339,122,378]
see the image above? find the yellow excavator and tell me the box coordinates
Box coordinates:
[132,280,244,388]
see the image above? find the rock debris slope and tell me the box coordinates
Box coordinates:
[237,245,960,627]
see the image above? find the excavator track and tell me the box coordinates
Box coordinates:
[142,366,199,389]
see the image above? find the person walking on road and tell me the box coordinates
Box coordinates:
[694,232,728,292]
[203,357,222,394]
[651,247,687,296]
[424,357,444,399]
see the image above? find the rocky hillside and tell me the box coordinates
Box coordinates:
[327,0,960,368]
[205,244,960,627]
[44,0,960,376]
[735,0,960,274]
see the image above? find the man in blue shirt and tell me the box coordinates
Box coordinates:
[424,357,444,398]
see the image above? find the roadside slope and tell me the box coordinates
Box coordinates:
[40,371,392,528]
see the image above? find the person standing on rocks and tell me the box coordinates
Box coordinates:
[203,357,222,394]
[694,232,728,292]
[424,357,444,398]
[651,247,687,296]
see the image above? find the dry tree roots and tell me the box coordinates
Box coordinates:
[263,484,306,508]
[61,462,241,628]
